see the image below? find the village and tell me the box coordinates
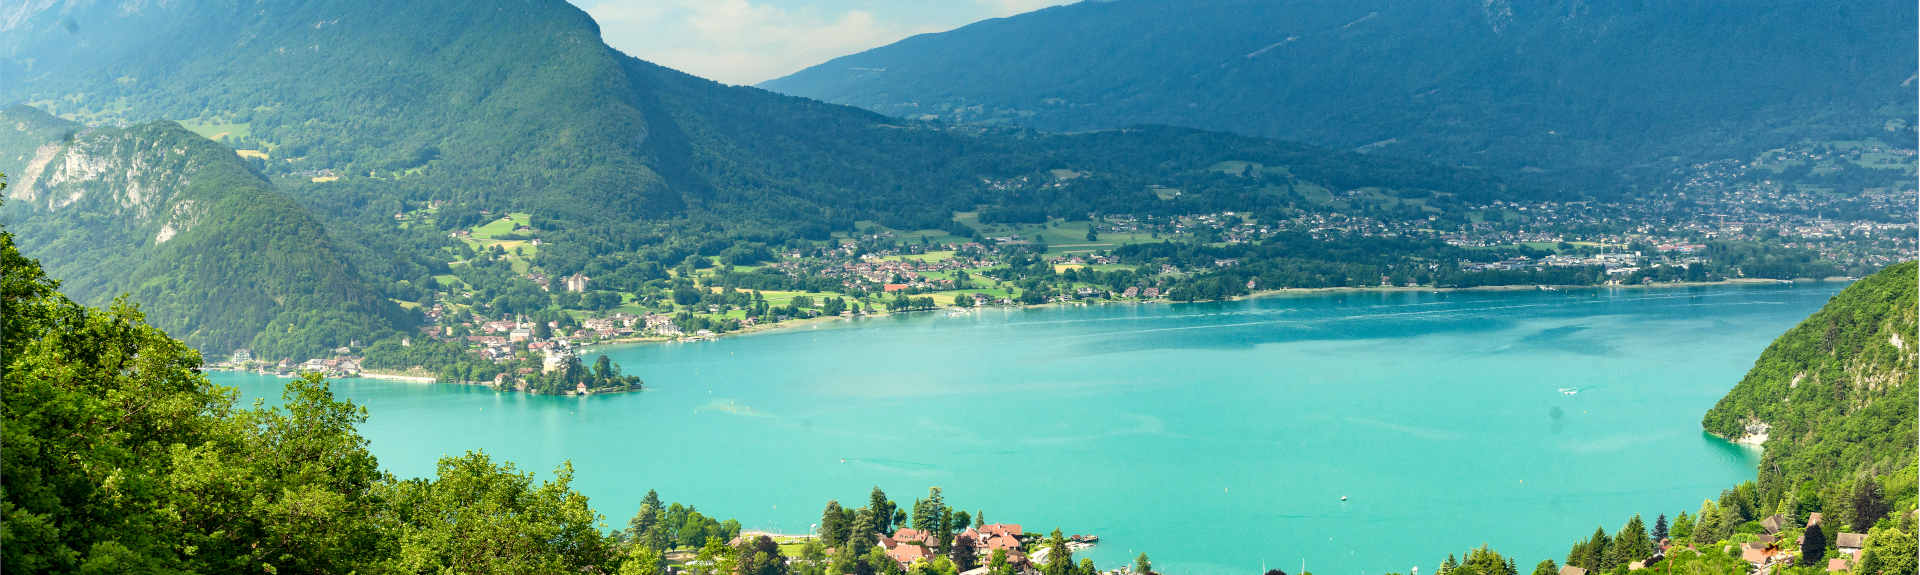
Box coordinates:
[1551,512,1879,575]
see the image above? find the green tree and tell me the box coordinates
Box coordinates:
[1652,514,1669,542]
[1851,476,1890,530]
[1801,523,1828,566]
[1135,553,1153,575]
[632,489,666,546]
[1672,511,1695,542]
[1692,503,1721,547]
[1042,529,1073,575]
[867,546,904,575]
[736,535,790,575]
[822,500,849,545]
[1858,526,1916,575]
[621,544,667,575]
[1607,515,1653,566]
[988,549,1013,575]
[1529,559,1557,575]
[870,487,895,533]
[386,453,617,573]
[849,510,877,557]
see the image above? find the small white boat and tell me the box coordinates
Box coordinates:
[1559,387,1580,396]
[1340,495,1348,501]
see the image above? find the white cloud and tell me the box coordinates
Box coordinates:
[976,0,1071,18]
[582,0,934,85]
[576,0,1073,85]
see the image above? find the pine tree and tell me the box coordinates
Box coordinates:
[869,487,894,534]
[1609,515,1652,566]
[821,501,848,546]
[1851,476,1890,530]
[1652,514,1669,543]
[1691,502,1721,547]
[1672,511,1694,542]
[849,510,876,557]
[1584,527,1612,570]
[1043,529,1073,575]
[1134,553,1152,575]
[1437,554,1458,575]
[1530,560,1557,575]
[1800,524,1828,566]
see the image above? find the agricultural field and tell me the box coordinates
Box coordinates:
[177,119,252,142]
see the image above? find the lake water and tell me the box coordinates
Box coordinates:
[213,283,1844,575]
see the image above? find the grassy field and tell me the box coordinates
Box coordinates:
[178,119,252,142]
[471,212,534,240]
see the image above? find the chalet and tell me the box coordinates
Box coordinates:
[1122,286,1140,298]
[892,528,933,546]
[979,523,1022,538]
[1828,557,1852,572]
[1836,533,1867,555]
[887,543,932,565]
[1761,514,1787,534]
[1558,566,1587,575]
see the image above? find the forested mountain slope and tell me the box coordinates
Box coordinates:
[1704,262,1917,501]
[764,0,1918,191]
[1,0,1511,231]
[0,106,405,358]
[0,0,1517,356]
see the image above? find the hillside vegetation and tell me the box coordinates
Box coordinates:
[1704,261,1918,501]
[764,0,1916,191]
[0,107,405,358]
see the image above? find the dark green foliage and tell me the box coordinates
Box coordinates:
[0,108,406,359]
[1702,262,1918,499]
[1854,476,1893,530]
[0,223,639,572]
[735,535,790,575]
[1802,524,1828,566]
[821,500,849,547]
[766,0,1915,193]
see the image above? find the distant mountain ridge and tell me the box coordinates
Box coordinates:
[763,0,1918,191]
[0,105,405,359]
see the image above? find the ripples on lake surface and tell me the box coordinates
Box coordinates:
[217,283,1843,575]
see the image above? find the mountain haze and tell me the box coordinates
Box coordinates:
[764,0,1919,190]
[0,0,1529,360]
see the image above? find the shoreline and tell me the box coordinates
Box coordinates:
[334,276,1837,384]
[356,370,437,384]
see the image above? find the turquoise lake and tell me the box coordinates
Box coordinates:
[213,283,1845,575]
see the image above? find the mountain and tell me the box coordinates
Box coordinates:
[1703,261,1917,498]
[0,105,406,359]
[0,0,1519,355]
[763,0,1918,190]
[0,0,1511,229]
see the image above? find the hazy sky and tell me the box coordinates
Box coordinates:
[569,0,1073,86]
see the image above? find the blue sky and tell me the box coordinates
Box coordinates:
[569,0,1072,85]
